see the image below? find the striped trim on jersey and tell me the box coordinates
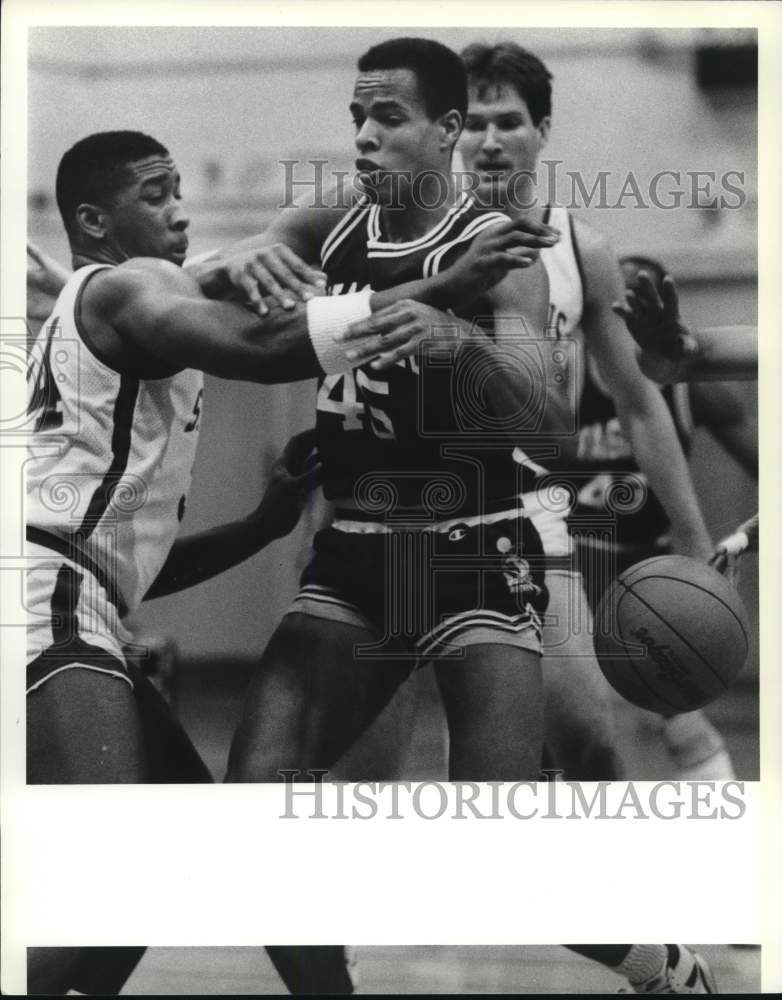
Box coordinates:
[26,562,131,694]
[366,192,478,258]
[79,375,140,536]
[27,525,127,616]
[321,197,373,269]
[422,212,508,277]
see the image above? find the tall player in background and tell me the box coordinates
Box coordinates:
[457,41,713,782]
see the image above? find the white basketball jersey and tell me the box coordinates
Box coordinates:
[540,205,585,342]
[26,264,203,615]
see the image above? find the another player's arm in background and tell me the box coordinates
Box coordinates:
[575,220,713,560]
[612,270,757,382]
[145,429,319,599]
[690,381,758,479]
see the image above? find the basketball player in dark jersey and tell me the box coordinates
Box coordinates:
[221,37,575,785]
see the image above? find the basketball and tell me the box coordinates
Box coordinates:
[594,555,750,714]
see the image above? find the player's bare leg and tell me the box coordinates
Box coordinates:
[225,613,412,782]
[27,669,146,784]
[542,570,625,779]
[433,643,543,780]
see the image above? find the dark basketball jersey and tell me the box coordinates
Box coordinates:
[570,351,694,548]
[316,192,539,520]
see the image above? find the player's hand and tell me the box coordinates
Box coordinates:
[708,513,758,585]
[612,272,701,383]
[337,299,462,371]
[437,216,560,305]
[251,428,322,538]
[27,242,71,325]
[220,244,327,316]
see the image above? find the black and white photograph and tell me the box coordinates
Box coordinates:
[27,944,763,994]
[1,1,779,995]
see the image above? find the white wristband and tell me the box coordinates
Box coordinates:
[306,289,373,374]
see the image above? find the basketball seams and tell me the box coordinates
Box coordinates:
[628,575,750,647]
[609,581,685,713]
[622,585,731,690]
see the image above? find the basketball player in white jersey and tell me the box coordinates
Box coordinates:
[456,43,718,994]
[457,42,713,786]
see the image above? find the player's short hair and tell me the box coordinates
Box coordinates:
[56,131,170,239]
[357,37,468,122]
[460,42,553,125]
[620,254,668,292]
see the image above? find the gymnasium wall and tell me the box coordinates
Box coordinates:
[26,27,758,662]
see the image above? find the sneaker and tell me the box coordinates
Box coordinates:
[630,946,718,994]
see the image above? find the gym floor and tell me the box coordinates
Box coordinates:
[121,943,761,994]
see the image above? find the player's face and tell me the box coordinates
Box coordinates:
[104,156,190,265]
[459,82,549,206]
[350,68,451,204]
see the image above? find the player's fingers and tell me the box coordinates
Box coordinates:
[635,272,665,313]
[497,250,538,268]
[27,242,49,268]
[254,252,314,305]
[660,274,680,319]
[491,216,560,241]
[275,245,328,291]
[233,272,268,315]
[246,261,296,310]
[281,428,318,471]
[339,304,410,342]
[348,321,423,364]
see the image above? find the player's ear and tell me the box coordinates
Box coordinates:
[536,116,551,151]
[75,203,109,241]
[439,109,463,150]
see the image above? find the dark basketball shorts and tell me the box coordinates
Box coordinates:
[287,499,571,666]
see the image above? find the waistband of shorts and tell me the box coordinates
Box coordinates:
[332,491,568,535]
[26,525,128,616]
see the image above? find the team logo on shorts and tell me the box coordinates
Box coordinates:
[502,555,542,597]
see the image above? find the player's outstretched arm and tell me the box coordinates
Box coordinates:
[613,271,757,382]
[145,429,320,599]
[577,222,713,560]
[88,258,415,382]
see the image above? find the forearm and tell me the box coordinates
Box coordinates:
[145,516,282,599]
[686,326,758,382]
[618,390,712,558]
[154,297,321,383]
